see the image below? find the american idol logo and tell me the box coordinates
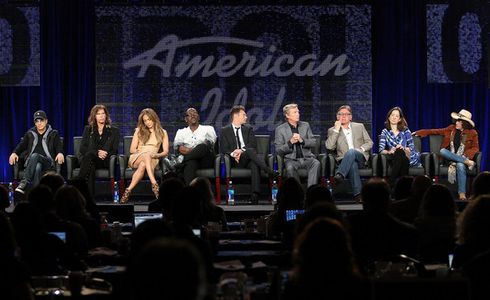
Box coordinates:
[123,34,350,78]
[123,34,351,130]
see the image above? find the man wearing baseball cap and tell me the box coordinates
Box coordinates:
[8,110,64,194]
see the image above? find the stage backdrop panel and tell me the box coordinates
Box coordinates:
[0,4,40,87]
[426,2,488,85]
[95,5,372,141]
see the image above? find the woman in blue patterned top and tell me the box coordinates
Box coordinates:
[379,107,420,184]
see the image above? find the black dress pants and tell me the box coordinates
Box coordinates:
[387,148,410,184]
[78,152,109,196]
[181,143,215,185]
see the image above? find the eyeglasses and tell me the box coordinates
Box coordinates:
[337,113,352,116]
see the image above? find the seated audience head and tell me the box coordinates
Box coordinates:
[27,184,54,213]
[293,217,358,280]
[158,177,185,216]
[419,184,455,218]
[190,177,214,204]
[54,185,87,221]
[129,237,206,300]
[277,177,304,212]
[305,184,333,209]
[172,186,204,227]
[411,175,433,199]
[0,212,17,258]
[393,176,414,200]
[296,202,344,236]
[39,172,65,194]
[67,178,92,203]
[130,218,173,259]
[0,185,9,211]
[471,171,490,199]
[458,195,490,247]
[361,178,391,214]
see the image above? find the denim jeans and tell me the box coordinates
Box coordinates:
[439,148,467,193]
[23,153,53,187]
[336,149,366,196]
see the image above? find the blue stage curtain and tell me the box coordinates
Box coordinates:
[1,0,95,181]
[1,0,488,181]
[372,0,489,170]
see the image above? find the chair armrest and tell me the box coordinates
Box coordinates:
[276,154,284,176]
[118,155,129,178]
[420,152,431,177]
[109,155,117,179]
[432,153,440,176]
[327,154,337,178]
[214,154,222,178]
[319,153,327,178]
[55,162,62,175]
[379,153,388,177]
[66,155,79,180]
[13,162,20,181]
[371,153,379,177]
[223,154,232,178]
[475,152,482,174]
[268,154,275,172]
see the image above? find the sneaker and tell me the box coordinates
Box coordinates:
[167,155,184,171]
[15,180,27,194]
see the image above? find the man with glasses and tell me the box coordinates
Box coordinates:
[8,110,64,194]
[173,108,217,184]
[326,105,373,202]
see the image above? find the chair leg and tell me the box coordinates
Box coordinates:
[215,177,221,204]
[110,178,115,194]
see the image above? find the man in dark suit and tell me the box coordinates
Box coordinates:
[220,105,275,204]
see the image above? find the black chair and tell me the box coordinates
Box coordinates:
[66,136,118,194]
[327,148,379,195]
[380,135,432,178]
[429,135,482,182]
[273,134,325,186]
[164,139,222,203]
[118,136,167,197]
[12,137,63,182]
[223,135,272,199]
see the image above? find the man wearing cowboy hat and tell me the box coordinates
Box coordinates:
[414,109,479,200]
[8,110,64,194]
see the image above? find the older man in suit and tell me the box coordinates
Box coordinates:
[220,105,275,204]
[326,105,373,201]
[274,103,320,187]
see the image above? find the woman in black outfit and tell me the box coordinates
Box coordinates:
[78,105,119,196]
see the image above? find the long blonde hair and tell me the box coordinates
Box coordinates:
[137,108,165,145]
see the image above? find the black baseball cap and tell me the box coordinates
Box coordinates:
[33,110,47,121]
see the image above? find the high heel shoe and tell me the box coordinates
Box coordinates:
[152,183,159,199]
[120,188,131,203]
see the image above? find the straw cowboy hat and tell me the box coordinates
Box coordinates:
[451,109,475,128]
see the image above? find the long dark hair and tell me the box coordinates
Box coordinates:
[384,106,408,131]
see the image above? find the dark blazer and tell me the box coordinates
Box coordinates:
[220,124,257,155]
[78,125,119,160]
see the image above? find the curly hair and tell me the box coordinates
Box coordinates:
[87,104,112,127]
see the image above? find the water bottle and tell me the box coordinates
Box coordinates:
[271,180,278,205]
[227,181,235,206]
[113,181,119,203]
[8,182,14,205]
[326,179,333,195]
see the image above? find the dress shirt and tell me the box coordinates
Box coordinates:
[342,124,355,150]
[173,124,217,150]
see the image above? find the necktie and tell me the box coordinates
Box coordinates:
[235,127,242,149]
